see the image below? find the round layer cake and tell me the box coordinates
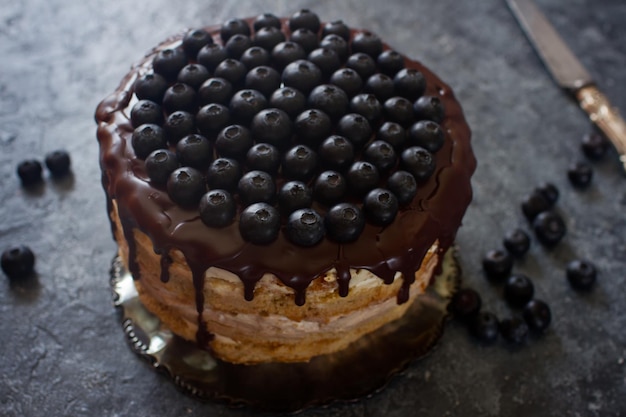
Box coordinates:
[96,11,476,364]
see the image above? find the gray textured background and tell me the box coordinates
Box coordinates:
[1,0,625,415]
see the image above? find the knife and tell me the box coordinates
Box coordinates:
[506,0,626,171]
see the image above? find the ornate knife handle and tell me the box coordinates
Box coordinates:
[576,85,626,171]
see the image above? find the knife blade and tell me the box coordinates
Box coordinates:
[506,0,626,171]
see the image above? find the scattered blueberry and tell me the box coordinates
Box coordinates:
[503,228,531,257]
[253,13,282,31]
[504,274,535,308]
[289,9,321,33]
[413,95,445,123]
[282,145,318,181]
[377,122,407,150]
[199,189,236,228]
[581,132,609,160]
[220,18,251,43]
[229,89,268,125]
[164,111,196,145]
[282,59,323,95]
[245,66,281,98]
[499,316,529,344]
[387,170,417,204]
[364,188,398,226]
[271,41,307,70]
[177,64,210,90]
[313,170,348,205]
[469,311,499,343]
[350,93,382,122]
[321,20,351,40]
[269,87,307,118]
[567,161,593,188]
[253,26,286,51]
[523,299,551,332]
[450,288,482,320]
[377,50,405,77]
[285,208,325,247]
[130,100,164,127]
[393,68,426,100]
[197,44,229,72]
[196,103,231,136]
[325,203,365,243]
[152,47,187,81]
[482,249,513,281]
[162,83,197,113]
[131,124,167,159]
[215,125,253,159]
[240,46,271,69]
[246,143,281,173]
[336,113,372,149]
[290,28,319,53]
[182,28,213,58]
[408,120,445,152]
[278,181,313,214]
[1,245,35,280]
[239,202,281,245]
[207,158,242,191]
[166,167,206,208]
[197,77,233,106]
[318,135,355,170]
[145,149,179,185]
[532,210,566,246]
[294,109,332,147]
[400,146,436,182]
[364,73,395,102]
[521,190,551,221]
[44,150,72,177]
[308,84,349,121]
[330,68,363,97]
[536,182,559,206]
[175,134,212,170]
[237,170,276,206]
[251,108,293,148]
[134,72,168,103]
[363,140,397,173]
[566,259,597,291]
[347,161,381,196]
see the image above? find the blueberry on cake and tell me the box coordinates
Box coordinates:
[96,10,476,364]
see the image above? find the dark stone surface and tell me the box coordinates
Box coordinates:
[1,0,625,415]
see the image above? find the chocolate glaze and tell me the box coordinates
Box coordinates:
[96,19,476,341]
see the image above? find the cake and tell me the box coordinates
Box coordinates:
[96,10,476,365]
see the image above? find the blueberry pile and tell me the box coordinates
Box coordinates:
[130,11,447,246]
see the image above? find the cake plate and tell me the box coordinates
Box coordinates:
[110,249,461,412]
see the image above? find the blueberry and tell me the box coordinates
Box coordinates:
[533,210,566,246]
[377,122,407,149]
[350,94,382,123]
[282,59,323,95]
[384,96,415,127]
[240,46,271,69]
[166,167,206,208]
[290,28,319,53]
[567,161,593,188]
[346,53,377,80]
[164,111,195,145]
[278,181,313,214]
[581,132,609,160]
[387,170,417,204]
[176,134,212,170]
[197,44,228,72]
[330,68,362,97]
[566,259,597,291]
[215,125,253,159]
[229,89,268,125]
[177,64,210,90]
[289,9,321,33]
[521,190,551,221]
[504,274,535,308]
[325,203,365,242]
[377,50,405,77]
[251,108,293,148]
[162,83,197,113]
[308,48,341,78]
[313,170,347,205]
[364,188,399,226]
[145,149,179,185]
[196,103,231,136]
[220,18,251,42]
[131,124,167,159]
[503,228,531,257]
[450,288,482,320]
[134,72,168,103]
[337,113,372,149]
[469,311,499,343]
[44,150,71,177]
[182,28,213,58]
[351,31,383,58]
[199,189,236,228]
[11,161,36,185]
[500,316,529,344]
[294,109,332,147]
[246,143,281,173]
[347,161,380,196]
[197,77,233,106]
[130,100,164,128]
[237,170,276,206]
[414,95,445,123]
[245,66,281,98]
[409,121,445,153]
[321,20,351,41]
[523,299,551,332]
[225,34,252,59]
[320,34,349,62]
[400,146,436,182]
[253,13,281,31]
[282,145,318,181]
[394,68,426,100]
[536,182,559,206]
[152,47,187,81]
[1,245,35,280]
[214,58,248,87]
[364,73,395,102]
[286,208,325,247]
[363,140,397,173]
[207,158,241,191]
[308,84,349,121]
[253,26,286,51]
[482,249,513,281]
[271,41,307,70]
[318,135,354,170]
[239,202,281,245]
[269,87,307,118]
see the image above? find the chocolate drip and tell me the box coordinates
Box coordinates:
[190,263,213,346]
[336,263,351,298]
[118,210,141,281]
[159,251,172,283]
